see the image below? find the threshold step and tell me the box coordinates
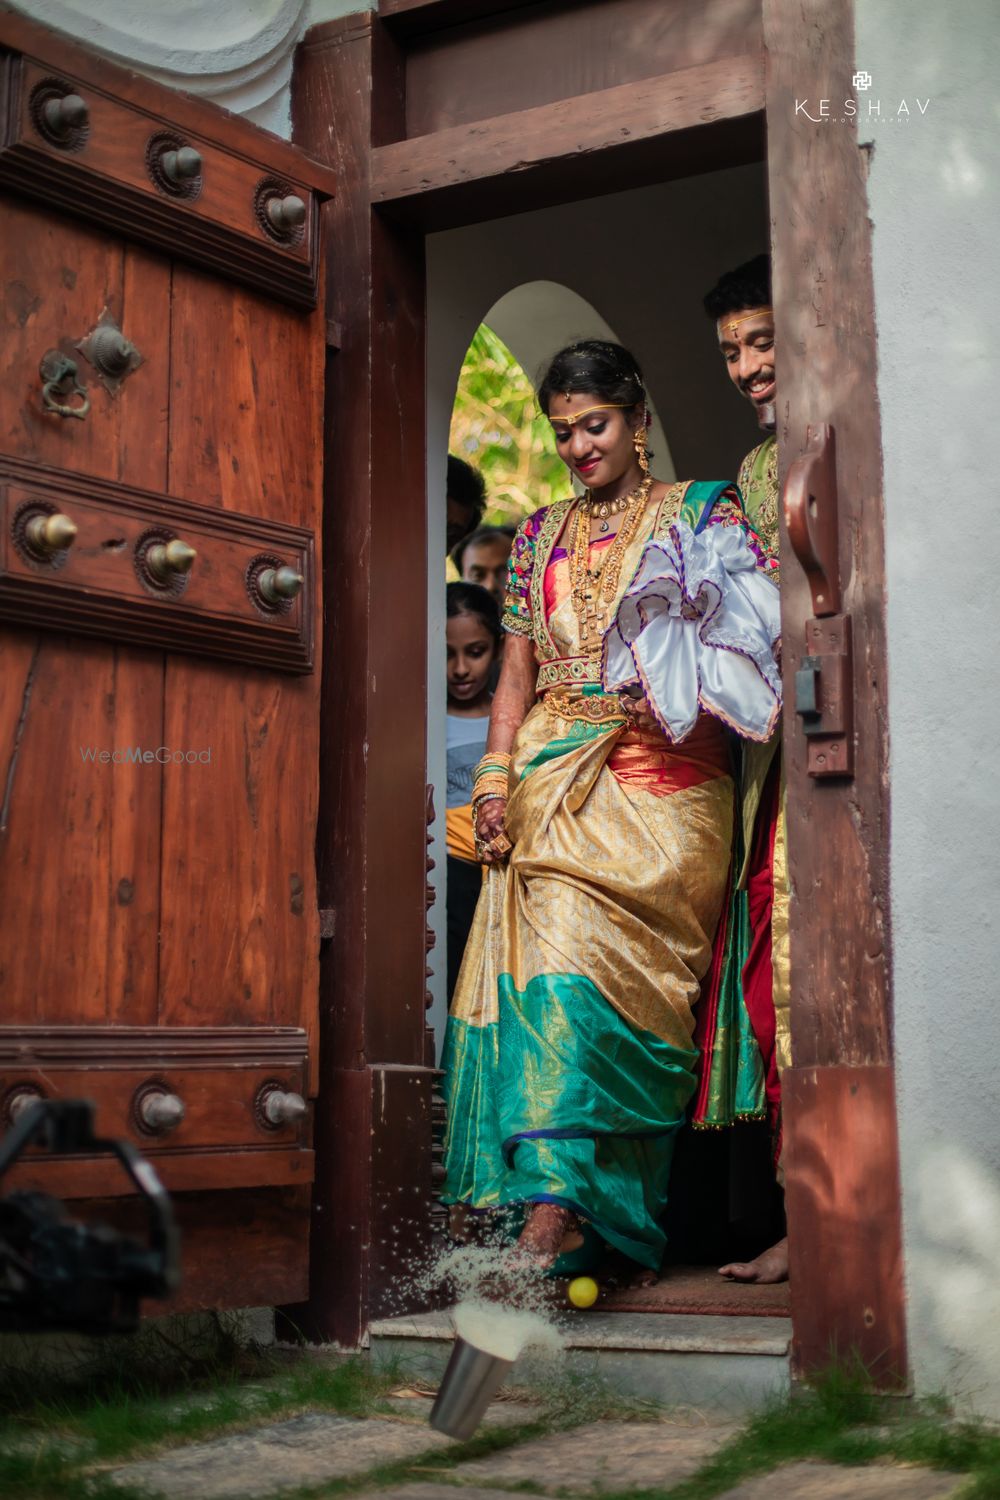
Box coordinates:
[369,1310,791,1415]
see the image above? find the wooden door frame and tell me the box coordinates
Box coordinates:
[293,0,905,1386]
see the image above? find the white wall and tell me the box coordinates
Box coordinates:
[425,169,768,1049]
[855,0,1000,1417]
[8,0,373,137]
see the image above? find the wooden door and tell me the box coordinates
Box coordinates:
[0,12,335,1311]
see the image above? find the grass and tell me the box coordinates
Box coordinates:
[593,1362,1000,1500]
[0,1315,411,1499]
[3,1335,1000,1500]
[0,1315,654,1500]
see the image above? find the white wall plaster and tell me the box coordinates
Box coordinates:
[9,0,374,136]
[425,168,767,1052]
[854,0,1000,1417]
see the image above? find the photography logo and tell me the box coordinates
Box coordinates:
[796,70,930,124]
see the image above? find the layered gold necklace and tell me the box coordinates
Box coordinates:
[570,475,653,647]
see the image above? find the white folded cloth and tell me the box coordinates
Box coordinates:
[602,520,782,743]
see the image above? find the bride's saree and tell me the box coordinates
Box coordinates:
[442,482,762,1268]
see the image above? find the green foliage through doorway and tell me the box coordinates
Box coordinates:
[450,325,569,528]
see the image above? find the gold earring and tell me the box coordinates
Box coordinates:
[633,425,650,475]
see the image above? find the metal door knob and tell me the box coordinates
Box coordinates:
[161,146,202,184]
[260,1088,307,1127]
[266,194,306,232]
[87,324,137,378]
[137,1089,185,1133]
[146,538,196,582]
[25,512,77,557]
[7,1088,44,1124]
[259,565,304,603]
[43,93,89,134]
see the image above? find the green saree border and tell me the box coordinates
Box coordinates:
[442,971,698,1269]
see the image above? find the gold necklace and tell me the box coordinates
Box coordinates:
[570,476,652,647]
[578,489,634,533]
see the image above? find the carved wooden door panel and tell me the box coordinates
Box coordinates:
[0,13,334,1310]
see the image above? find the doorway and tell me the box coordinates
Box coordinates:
[294,0,904,1385]
[425,164,784,1313]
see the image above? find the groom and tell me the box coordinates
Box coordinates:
[702,254,789,1284]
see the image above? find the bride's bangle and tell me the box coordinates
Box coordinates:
[473,790,508,815]
[473,780,512,804]
[474,751,512,776]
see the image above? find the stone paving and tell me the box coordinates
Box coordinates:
[713,1462,966,1498]
[108,1411,453,1498]
[455,1418,739,1490]
[104,1400,969,1500]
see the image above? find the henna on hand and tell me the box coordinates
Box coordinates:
[621,693,659,732]
[476,796,509,864]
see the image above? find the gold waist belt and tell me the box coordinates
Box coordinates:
[535,656,603,693]
[543,688,627,727]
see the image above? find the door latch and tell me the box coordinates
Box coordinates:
[794,617,854,777]
[783,423,855,779]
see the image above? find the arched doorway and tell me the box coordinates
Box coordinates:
[426,276,682,1045]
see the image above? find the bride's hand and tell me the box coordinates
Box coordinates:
[476,797,511,864]
[620,694,658,731]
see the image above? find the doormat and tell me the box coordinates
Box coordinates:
[598,1263,791,1318]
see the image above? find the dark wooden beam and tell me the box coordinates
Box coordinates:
[763,0,905,1385]
[378,0,541,36]
[784,1066,906,1388]
[377,119,764,231]
[372,53,764,229]
[289,14,434,1346]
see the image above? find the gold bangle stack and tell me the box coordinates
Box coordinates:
[474,751,512,776]
[471,751,514,861]
[472,751,512,810]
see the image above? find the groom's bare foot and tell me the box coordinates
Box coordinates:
[719,1236,788,1283]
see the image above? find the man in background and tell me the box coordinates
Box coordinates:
[451,524,516,609]
[446,454,487,556]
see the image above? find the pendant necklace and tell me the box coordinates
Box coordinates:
[571,476,653,646]
[582,490,635,534]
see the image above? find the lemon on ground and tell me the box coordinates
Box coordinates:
[567,1276,599,1309]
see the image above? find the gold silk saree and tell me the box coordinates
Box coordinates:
[442,481,758,1269]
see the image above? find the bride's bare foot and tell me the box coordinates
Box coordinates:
[476,1206,584,1305]
[719,1235,789,1284]
[514,1203,584,1269]
[630,1266,659,1288]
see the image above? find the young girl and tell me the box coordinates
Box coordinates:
[445,582,502,1002]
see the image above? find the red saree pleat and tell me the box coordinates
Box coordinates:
[741,753,783,1143]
